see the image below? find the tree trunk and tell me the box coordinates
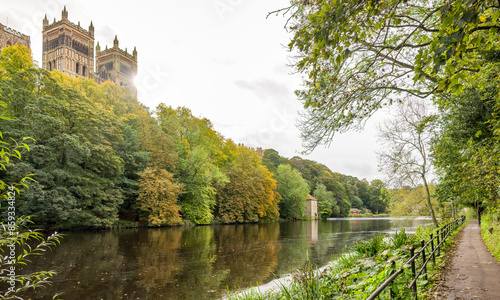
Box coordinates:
[451,200,455,219]
[476,202,482,225]
[422,175,438,227]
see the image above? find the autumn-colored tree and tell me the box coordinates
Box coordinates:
[216,145,280,223]
[136,167,183,226]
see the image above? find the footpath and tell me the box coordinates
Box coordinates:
[435,220,500,299]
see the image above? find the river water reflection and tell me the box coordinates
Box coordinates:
[22,218,432,299]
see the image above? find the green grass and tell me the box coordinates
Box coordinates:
[481,213,500,262]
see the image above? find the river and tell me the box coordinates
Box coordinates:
[21,218,432,299]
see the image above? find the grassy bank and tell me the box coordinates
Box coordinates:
[227,219,466,300]
[480,213,500,262]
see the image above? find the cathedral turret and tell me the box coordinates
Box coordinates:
[89,21,94,37]
[62,6,68,21]
[96,41,101,54]
[133,46,137,60]
[113,35,119,49]
[43,14,49,29]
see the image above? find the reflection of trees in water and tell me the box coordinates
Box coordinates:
[133,227,185,298]
[18,219,433,299]
[211,223,281,291]
[135,223,281,299]
[20,230,128,300]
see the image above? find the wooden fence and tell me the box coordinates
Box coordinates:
[366,215,466,300]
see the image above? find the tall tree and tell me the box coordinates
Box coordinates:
[433,58,500,222]
[377,99,438,226]
[275,164,309,219]
[215,145,280,223]
[279,0,500,152]
[136,167,183,226]
[313,182,338,219]
[156,105,228,224]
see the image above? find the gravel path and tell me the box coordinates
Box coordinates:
[437,220,500,299]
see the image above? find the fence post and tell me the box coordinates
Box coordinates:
[430,233,435,265]
[388,259,396,299]
[421,239,427,281]
[436,229,441,256]
[410,246,417,299]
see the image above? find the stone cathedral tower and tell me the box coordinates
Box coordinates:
[95,35,138,95]
[42,6,94,78]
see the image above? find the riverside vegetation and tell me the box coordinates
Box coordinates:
[227,220,467,300]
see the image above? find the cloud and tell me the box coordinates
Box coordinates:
[233,78,290,103]
[210,56,236,65]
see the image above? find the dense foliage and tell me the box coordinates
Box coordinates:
[0,45,390,228]
[432,56,500,221]
[0,45,278,227]
[0,101,63,298]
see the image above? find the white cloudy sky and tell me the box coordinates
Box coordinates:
[0,0,388,181]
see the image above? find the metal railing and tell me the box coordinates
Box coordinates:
[367,215,466,300]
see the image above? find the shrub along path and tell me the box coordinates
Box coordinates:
[436,220,500,299]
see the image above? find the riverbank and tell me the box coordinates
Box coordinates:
[347,213,390,218]
[226,218,465,299]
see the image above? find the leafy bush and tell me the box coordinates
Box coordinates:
[0,216,63,298]
[353,234,385,257]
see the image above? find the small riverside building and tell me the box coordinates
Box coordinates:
[304,194,318,220]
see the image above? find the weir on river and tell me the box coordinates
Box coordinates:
[21,218,432,300]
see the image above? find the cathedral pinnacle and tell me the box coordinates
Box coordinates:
[113,35,119,49]
[62,5,68,21]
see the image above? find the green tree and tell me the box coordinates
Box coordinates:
[313,183,338,219]
[275,164,309,219]
[261,148,285,174]
[433,59,500,222]
[279,0,500,152]
[367,179,388,214]
[156,105,228,224]
[0,45,151,227]
[389,185,439,217]
[0,100,63,298]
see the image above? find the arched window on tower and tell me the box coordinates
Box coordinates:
[82,65,86,77]
[76,62,80,75]
[49,61,52,71]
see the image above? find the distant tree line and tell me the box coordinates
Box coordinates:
[262,149,389,218]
